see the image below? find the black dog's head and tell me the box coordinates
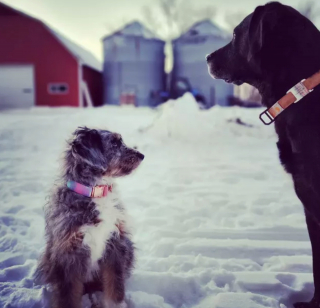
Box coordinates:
[207,2,320,90]
[68,127,144,179]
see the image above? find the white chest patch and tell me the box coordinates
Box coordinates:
[81,190,125,270]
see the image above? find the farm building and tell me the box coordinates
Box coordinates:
[103,21,166,107]
[0,2,102,109]
[171,20,234,108]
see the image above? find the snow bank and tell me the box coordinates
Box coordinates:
[148,93,274,142]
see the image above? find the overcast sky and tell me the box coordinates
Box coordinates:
[4,0,320,62]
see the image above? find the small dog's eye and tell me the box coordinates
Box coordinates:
[111,138,120,147]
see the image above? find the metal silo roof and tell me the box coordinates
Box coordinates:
[102,21,164,42]
[175,19,230,41]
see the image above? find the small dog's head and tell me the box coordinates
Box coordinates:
[206,2,320,87]
[68,127,144,178]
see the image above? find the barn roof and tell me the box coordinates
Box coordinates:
[103,21,163,42]
[48,28,102,72]
[0,2,102,72]
[176,19,230,41]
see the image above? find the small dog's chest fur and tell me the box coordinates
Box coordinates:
[81,189,124,270]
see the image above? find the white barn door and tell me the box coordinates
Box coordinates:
[0,65,35,109]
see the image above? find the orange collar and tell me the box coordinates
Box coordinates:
[259,70,320,125]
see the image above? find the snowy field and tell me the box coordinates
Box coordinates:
[0,94,313,308]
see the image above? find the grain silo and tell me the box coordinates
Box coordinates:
[102,21,165,107]
[172,20,233,108]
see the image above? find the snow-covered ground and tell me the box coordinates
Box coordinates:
[0,94,313,308]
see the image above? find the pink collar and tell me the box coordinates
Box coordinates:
[67,180,113,198]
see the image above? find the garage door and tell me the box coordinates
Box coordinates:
[0,65,35,109]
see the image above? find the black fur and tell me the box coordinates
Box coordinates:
[207,2,320,308]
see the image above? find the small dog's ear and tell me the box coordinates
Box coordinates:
[248,3,281,63]
[71,127,104,161]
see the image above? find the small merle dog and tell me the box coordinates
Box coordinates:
[207,2,320,308]
[35,127,144,308]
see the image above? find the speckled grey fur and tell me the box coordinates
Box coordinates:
[34,127,144,308]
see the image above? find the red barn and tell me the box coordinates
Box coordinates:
[0,2,103,108]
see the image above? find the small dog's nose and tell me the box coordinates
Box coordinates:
[137,152,144,160]
[206,53,214,62]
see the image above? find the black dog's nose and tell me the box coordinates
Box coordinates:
[206,53,214,62]
[137,152,144,160]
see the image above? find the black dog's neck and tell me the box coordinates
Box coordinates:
[254,65,320,109]
[250,36,320,109]
[259,83,284,109]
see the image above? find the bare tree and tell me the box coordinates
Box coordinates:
[141,0,216,72]
[299,0,320,23]
[142,0,216,41]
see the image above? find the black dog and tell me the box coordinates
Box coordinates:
[207,2,320,308]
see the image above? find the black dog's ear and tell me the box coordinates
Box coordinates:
[71,127,104,161]
[248,6,265,61]
[248,3,282,63]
